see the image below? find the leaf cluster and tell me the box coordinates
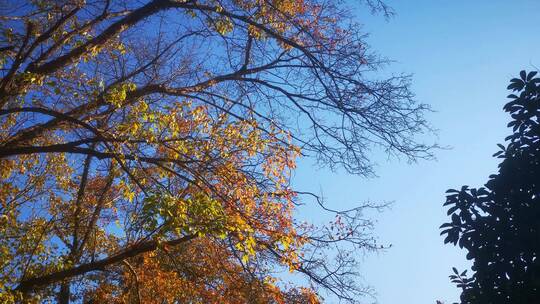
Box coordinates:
[441,70,540,303]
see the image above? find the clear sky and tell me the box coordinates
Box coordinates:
[292,1,540,303]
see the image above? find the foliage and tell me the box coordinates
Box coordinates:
[0,0,433,303]
[441,70,540,303]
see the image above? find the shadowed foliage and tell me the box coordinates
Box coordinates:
[441,70,540,303]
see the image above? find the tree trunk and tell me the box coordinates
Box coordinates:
[58,281,70,304]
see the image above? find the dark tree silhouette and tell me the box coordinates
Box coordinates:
[441,70,540,303]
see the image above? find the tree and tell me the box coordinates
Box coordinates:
[441,70,540,303]
[0,0,433,303]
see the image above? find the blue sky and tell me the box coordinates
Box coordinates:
[293,1,540,303]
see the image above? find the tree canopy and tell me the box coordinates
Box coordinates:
[441,70,540,303]
[0,0,433,303]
